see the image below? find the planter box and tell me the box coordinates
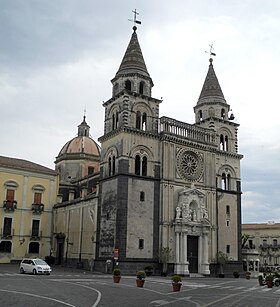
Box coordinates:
[172,282,182,292]
[113,275,121,283]
[136,279,145,287]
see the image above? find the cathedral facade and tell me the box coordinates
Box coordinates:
[96,26,243,275]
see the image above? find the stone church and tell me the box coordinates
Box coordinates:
[94,25,243,275]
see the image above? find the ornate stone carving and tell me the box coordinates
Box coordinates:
[174,187,209,225]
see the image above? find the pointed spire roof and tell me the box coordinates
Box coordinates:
[197,58,226,104]
[116,26,150,77]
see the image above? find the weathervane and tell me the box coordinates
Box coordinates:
[205,43,216,58]
[128,9,142,27]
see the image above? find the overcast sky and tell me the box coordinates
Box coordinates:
[0,0,279,223]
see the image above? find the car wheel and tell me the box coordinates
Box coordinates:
[275,280,280,287]
[33,269,37,275]
[20,267,24,274]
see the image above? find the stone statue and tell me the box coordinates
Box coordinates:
[176,206,182,219]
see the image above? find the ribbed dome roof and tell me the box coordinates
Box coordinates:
[57,116,101,158]
[58,136,100,157]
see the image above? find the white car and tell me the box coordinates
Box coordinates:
[19,258,52,275]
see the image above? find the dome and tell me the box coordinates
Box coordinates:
[58,136,100,157]
[57,116,101,158]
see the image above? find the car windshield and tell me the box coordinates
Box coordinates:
[33,259,48,265]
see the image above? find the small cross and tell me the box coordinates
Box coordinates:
[83,107,86,121]
[128,9,142,26]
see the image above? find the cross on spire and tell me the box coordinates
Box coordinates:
[83,107,86,122]
[205,43,216,58]
[128,9,142,28]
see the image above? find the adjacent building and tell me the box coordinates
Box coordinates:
[0,156,58,263]
[242,222,280,270]
[52,117,100,267]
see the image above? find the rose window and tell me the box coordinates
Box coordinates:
[177,150,203,181]
[181,154,198,176]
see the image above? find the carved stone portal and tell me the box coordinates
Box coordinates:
[174,187,210,276]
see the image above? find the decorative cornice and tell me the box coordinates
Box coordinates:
[103,90,162,107]
[99,126,160,142]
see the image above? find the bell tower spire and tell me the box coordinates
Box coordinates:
[111,10,153,98]
[194,55,230,123]
[101,10,161,136]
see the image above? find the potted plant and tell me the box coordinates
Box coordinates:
[113,267,121,283]
[136,270,146,287]
[217,251,228,278]
[266,274,274,288]
[144,265,153,277]
[258,274,264,286]
[171,274,182,292]
[233,271,240,278]
[159,247,172,276]
[245,271,251,280]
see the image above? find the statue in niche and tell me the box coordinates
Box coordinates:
[192,209,197,221]
[201,203,209,219]
[175,206,182,219]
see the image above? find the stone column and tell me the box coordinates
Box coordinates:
[176,231,180,263]
[201,232,210,275]
[183,232,190,276]
[174,231,180,274]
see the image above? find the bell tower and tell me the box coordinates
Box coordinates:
[97,21,162,271]
[194,56,243,264]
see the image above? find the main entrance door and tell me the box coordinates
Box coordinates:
[187,236,198,273]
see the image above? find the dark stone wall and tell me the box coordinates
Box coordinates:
[116,175,128,259]
[153,174,160,259]
[237,180,242,262]
[97,179,118,258]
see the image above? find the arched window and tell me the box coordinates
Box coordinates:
[220,135,225,150]
[136,111,141,129]
[112,111,119,130]
[108,155,116,176]
[139,81,144,94]
[109,157,112,176]
[199,110,203,121]
[225,135,228,151]
[135,155,148,176]
[142,156,147,176]
[115,112,119,128]
[135,155,141,175]
[227,174,231,190]
[221,108,226,119]
[222,173,227,190]
[112,114,115,130]
[136,111,148,130]
[125,80,132,91]
[220,134,228,151]
[112,156,116,175]
[142,113,147,130]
